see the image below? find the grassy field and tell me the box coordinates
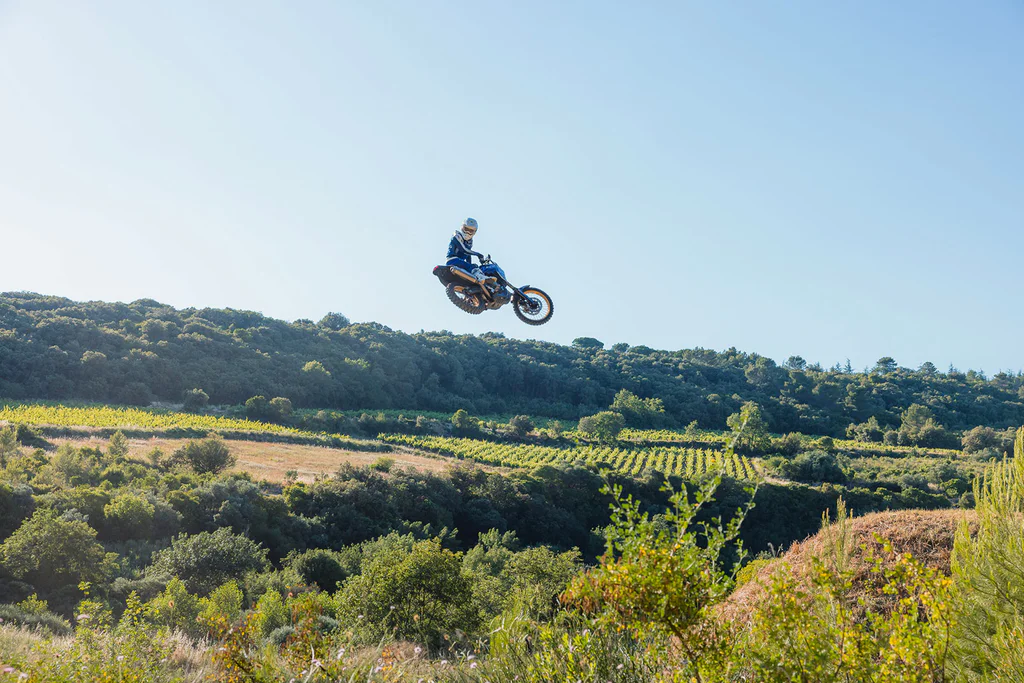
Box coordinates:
[53,435,461,483]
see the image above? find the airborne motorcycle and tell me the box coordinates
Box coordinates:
[433,256,554,326]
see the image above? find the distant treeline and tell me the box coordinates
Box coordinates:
[1,292,1022,436]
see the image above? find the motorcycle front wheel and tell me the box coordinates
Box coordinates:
[446,283,485,315]
[513,287,554,325]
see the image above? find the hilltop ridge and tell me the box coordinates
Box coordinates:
[1,291,1022,436]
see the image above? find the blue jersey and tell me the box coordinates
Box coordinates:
[446,233,477,265]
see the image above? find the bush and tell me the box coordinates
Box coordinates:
[0,602,71,635]
[182,388,210,412]
[289,548,348,591]
[771,432,803,456]
[508,415,534,438]
[577,411,625,442]
[0,508,115,593]
[146,527,270,595]
[103,493,156,540]
[268,397,293,420]
[336,537,478,648]
[172,433,235,474]
[772,450,848,484]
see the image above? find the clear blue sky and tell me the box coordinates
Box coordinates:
[1,1,1021,373]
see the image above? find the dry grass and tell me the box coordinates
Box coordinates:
[51,436,498,483]
[723,508,975,624]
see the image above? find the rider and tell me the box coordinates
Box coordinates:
[446,218,488,282]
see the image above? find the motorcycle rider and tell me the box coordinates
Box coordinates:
[446,218,489,283]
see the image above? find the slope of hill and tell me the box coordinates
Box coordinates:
[724,508,973,623]
[2,291,1022,437]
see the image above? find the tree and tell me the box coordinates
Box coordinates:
[269,396,293,420]
[337,537,478,648]
[172,434,235,474]
[0,509,114,593]
[103,493,156,540]
[610,389,667,428]
[0,426,19,467]
[182,388,209,412]
[784,356,807,371]
[577,411,625,443]
[508,415,534,438]
[873,357,898,374]
[846,416,884,443]
[290,548,348,591]
[146,527,270,595]
[898,404,956,448]
[244,395,271,421]
[571,337,605,350]
[107,430,129,458]
[451,409,480,435]
[317,312,350,331]
[301,360,331,377]
[771,450,848,484]
[726,401,771,453]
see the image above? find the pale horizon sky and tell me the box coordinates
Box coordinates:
[1,2,1022,374]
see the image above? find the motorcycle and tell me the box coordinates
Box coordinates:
[432,256,554,326]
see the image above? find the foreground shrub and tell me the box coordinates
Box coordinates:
[950,427,1024,680]
[337,537,478,649]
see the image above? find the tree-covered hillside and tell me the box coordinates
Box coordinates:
[1,291,1022,436]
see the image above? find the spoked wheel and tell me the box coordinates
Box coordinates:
[446,283,485,315]
[513,287,554,325]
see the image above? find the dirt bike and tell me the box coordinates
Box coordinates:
[432,256,554,326]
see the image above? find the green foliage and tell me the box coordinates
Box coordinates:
[317,311,350,330]
[0,508,114,593]
[451,408,480,435]
[289,548,348,591]
[726,401,771,453]
[610,389,667,428]
[0,426,20,466]
[182,387,210,412]
[508,414,534,437]
[198,581,244,631]
[268,396,293,418]
[145,576,202,636]
[103,493,156,539]
[577,410,625,442]
[0,600,71,635]
[171,433,235,474]
[899,403,957,448]
[847,415,885,443]
[950,427,1024,679]
[571,337,604,349]
[252,587,290,638]
[337,536,478,648]
[107,430,130,458]
[769,450,849,484]
[563,473,751,678]
[771,431,803,456]
[146,527,270,595]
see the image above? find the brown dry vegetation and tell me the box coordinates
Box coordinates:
[723,508,975,623]
[51,436,494,482]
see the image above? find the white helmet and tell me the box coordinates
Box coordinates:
[460,217,478,239]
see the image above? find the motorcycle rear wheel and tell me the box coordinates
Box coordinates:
[513,287,554,325]
[446,283,485,315]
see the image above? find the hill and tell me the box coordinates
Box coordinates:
[724,507,973,624]
[2,291,1022,438]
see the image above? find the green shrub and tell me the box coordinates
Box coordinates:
[0,602,71,635]
[146,527,270,595]
[172,433,235,474]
